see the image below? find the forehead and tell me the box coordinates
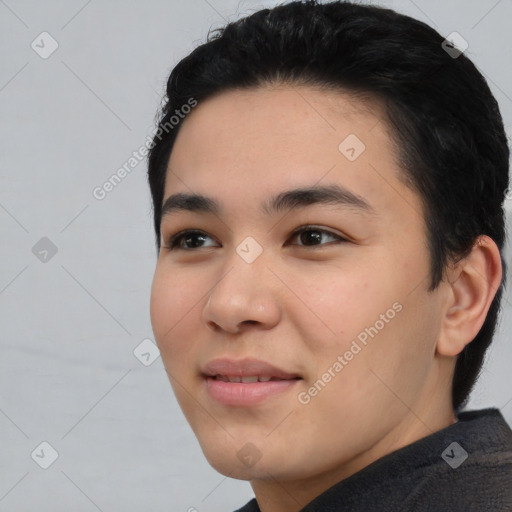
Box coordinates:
[163,85,422,224]
[169,85,387,164]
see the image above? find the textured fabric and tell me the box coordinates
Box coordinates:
[233,408,512,512]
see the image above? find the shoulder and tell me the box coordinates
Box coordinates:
[401,408,512,511]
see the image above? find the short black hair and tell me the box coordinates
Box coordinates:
[147,0,509,411]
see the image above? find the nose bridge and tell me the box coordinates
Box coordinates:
[201,238,281,333]
[216,233,269,292]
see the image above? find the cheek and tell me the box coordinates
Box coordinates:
[290,255,430,384]
[286,260,393,351]
[149,264,202,363]
[149,266,173,342]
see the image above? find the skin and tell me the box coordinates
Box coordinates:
[150,85,502,512]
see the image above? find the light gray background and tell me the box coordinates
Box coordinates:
[1,0,511,511]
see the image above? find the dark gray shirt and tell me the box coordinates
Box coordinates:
[233,408,512,511]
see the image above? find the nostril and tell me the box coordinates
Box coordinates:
[206,321,221,333]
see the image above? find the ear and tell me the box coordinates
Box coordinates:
[436,235,503,357]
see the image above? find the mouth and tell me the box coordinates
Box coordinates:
[208,375,301,383]
[202,358,303,406]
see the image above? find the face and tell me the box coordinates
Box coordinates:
[150,85,453,489]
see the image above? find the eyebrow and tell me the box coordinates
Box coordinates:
[160,184,376,219]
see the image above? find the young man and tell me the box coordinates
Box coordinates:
[147,1,512,510]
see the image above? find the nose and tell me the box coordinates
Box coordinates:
[201,257,282,334]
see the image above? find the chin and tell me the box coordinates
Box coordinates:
[201,438,310,483]
[196,434,267,478]
[202,450,264,480]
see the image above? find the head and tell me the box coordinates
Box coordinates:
[147,0,508,494]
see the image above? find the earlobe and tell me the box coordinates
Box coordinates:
[437,235,503,357]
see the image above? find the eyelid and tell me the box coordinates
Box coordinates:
[163,229,220,250]
[286,225,348,246]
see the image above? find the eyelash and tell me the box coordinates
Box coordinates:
[163,225,348,251]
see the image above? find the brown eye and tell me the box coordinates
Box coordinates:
[288,226,347,247]
[165,230,219,250]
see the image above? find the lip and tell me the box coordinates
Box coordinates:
[202,357,301,380]
[202,358,302,406]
